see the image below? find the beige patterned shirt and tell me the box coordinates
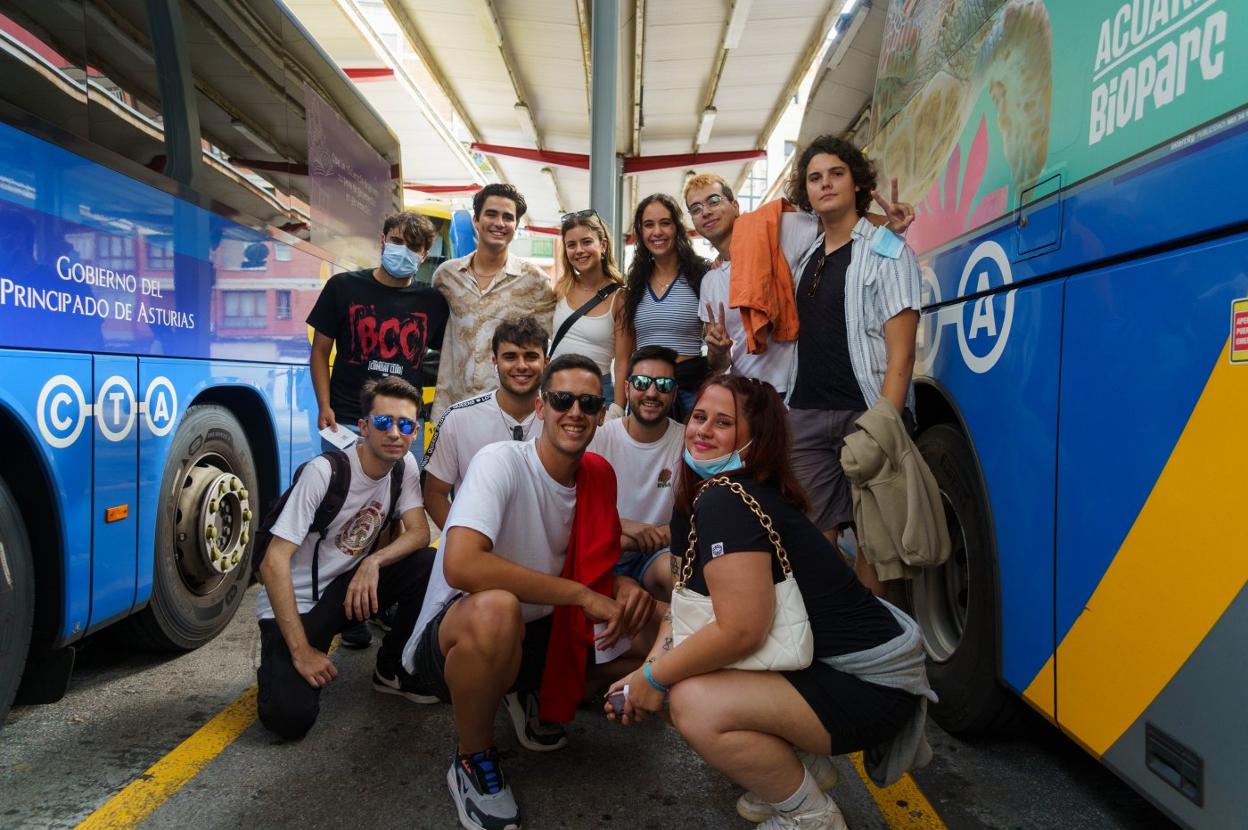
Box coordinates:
[432,252,555,421]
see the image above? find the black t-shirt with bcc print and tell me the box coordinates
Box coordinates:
[671,477,900,657]
[790,242,868,412]
[307,268,449,423]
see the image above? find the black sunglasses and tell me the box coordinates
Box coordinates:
[543,390,606,415]
[627,374,676,393]
[561,208,598,224]
[370,414,417,435]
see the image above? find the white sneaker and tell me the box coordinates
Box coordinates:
[736,753,840,823]
[755,795,847,830]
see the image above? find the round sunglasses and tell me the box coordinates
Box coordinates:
[369,414,417,435]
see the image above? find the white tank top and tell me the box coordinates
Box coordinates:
[549,290,617,373]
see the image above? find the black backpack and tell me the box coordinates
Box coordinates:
[252,450,404,600]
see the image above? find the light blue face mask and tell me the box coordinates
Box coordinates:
[870,227,905,259]
[683,440,753,479]
[381,242,423,278]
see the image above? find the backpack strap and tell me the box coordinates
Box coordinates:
[309,450,352,601]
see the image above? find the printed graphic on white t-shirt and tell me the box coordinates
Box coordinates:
[423,390,542,489]
[588,417,684,528]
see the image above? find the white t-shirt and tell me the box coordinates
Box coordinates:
[404,441,576,669]
[588,417,683,529]
[423,389,542,490]
[256,449,423,620]
[699,262,796,394]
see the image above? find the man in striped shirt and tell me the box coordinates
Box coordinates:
[782,135,922,596]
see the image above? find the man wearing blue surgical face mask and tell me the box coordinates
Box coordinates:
[307,211,450,647]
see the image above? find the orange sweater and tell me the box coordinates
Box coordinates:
[728,199,801,353]
[537,452,621,723]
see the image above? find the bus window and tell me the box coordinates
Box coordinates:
[0,3,89,142]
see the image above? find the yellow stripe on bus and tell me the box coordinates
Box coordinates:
[1026,339,1248,755]
[849,752,948,830]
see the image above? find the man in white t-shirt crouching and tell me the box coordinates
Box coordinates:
[403,354,655,830]
[589,345,684,599]
[422,317,547,531]
[256,376,433,740]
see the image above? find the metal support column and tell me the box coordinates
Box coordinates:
[589,0,619,241]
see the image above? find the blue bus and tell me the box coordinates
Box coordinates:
[855,1,1246,826]
[0,0,402,720]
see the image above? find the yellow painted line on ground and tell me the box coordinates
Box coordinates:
[75,639,345,829]
[74,688,259,830]
[849,751,949,830]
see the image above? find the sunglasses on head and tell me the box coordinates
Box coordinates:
[543,390,606,415]
[369,414,417,435]
[627,374,676,393]
[561,208,598,224]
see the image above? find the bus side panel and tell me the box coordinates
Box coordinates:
[133,360,294,608]
[0,350,93,642]
[1103,586,1248,829]
[88,355,139,631]
[922,275,1063,706]
[1055,231,1248,765]
[291,365,318,470]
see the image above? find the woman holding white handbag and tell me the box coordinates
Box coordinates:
[606,376,932,830]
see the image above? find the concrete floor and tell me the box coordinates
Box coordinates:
[1,585,1175,830]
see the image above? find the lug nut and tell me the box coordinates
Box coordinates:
[206,526,217,540]
[208,499,218,514]
[230,478,241,491]
[241,531,249,545]
[239,489,249,500]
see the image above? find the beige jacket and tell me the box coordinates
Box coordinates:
[839,399,950,581]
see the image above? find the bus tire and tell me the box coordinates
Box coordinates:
[128,405,258,651]
[909,424,1017,734]
[0,476,35,726]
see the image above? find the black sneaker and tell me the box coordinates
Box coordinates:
[502,691,567,752]
[339,620,372,649]
[372,661,440,705]
[448,747,520,830]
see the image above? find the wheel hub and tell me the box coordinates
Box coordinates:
[176,465,252,583]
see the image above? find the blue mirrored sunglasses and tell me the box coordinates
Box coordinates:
[370,414,417,435]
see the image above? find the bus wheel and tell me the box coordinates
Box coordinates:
[129,405,257,651]
[910,424,1016,734]
[0,476,35,725]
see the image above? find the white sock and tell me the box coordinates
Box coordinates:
[770,767,829,815]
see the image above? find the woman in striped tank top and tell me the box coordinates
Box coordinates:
[550,210,626,403]
[619,193,711,421]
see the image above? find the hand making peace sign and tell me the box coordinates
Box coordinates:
[871,177,916,235]
[704,302,732,357]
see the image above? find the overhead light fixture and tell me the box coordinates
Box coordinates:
[515,103,539,145]
[231,119,276,155]
[474,3,505,47]
[723,0,755,50]
[696,107,717,147]
[826,1,868,70]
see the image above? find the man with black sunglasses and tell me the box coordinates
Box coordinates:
[588,345,684,599]
[423,317,548,532]
[403,354,645,830]
[255,377,435,740]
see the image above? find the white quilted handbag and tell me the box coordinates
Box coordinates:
[670,476,814,671]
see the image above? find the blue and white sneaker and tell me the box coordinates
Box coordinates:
[448,747,521,830]
[502,690,568,752]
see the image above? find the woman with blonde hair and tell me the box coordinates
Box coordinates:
[550,209,626,404]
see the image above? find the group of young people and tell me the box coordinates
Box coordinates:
[252,134,934,830]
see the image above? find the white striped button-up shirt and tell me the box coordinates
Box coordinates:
[784,215,921,412]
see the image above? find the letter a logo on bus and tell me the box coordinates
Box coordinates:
[957,241,1015,374]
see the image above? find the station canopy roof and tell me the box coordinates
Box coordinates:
[288,0,872,233]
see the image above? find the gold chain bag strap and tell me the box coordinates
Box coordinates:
[670,476,814,671]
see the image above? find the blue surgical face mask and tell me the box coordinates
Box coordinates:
[870,227,904,259]
[381,242,422,278]
[683,440,753,479]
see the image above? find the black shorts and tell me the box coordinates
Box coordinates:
[411,594,554,704]
[782,661,919,755]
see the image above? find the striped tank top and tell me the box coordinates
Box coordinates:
[634,274,702,357]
